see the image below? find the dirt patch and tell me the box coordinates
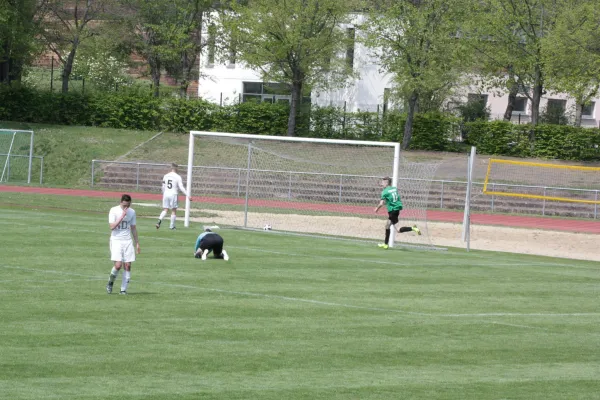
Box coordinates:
[190,208,600,262]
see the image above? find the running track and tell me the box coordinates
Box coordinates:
[2,185,600,234]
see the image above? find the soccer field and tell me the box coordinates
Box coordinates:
[1,193,599,399]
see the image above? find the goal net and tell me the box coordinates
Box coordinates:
[0,129,35,184]
[185,131,439,248]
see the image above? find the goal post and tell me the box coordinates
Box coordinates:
[185,131,437,248]
[0,129,35,184]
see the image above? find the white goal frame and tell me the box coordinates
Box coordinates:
[185,131,402,246]
[184,131,400,247]
[0,129,35,184]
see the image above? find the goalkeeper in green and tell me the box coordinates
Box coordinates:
[374,177,421,249]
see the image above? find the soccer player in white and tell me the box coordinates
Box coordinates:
[106,194,140,295]
[155,163,192,230]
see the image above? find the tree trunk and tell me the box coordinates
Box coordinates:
[179,51,190,98]
[61,42,79,93]
[504,72,518,121]
[530,65,543,127]
[574,102,583,127]
[287,80,302,137]
[148,54,161,97]
[402,90,419,150]
[0,42,10,84]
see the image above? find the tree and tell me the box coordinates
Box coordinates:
[221,0,355,136]
[122,0,212,98]
[39,0,115,93]
[0,0,45,85]
[468,0,566,129]
[542,0,600,126]
[362,0,470,149]
[160,0,213,98]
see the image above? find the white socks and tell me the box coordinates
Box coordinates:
[121,270,131,292]
[108,267,119,283]
[159,210,167,220]
[170,214,176,229]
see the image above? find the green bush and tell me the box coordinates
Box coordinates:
[464,120,531,156]
[4,85,599,161]
[161,98,217,133]
[465,120,600,160]
[409,112,460,151]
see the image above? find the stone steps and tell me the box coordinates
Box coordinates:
[95,165,600,219]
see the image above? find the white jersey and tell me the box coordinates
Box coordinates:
[162,172,188,197]
[109,205,137,240]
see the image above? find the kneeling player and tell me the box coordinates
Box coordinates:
[194,228,229,261]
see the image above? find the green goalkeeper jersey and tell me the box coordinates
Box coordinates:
[381,185,403,212]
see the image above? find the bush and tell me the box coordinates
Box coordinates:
[409,112,461,151]
[465,120,600,160]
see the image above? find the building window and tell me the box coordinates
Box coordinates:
[207,24,216,66]
[346,28,355,69]
[242,82,308,104]
[547,98,567,113]
[582,102,595,118]
[467,93,488,106]
[514,97,528,113]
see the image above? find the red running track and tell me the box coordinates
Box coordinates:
[2,185,600,234]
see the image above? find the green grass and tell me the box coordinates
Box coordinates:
[0,122,159,187]
[1,192,599,399]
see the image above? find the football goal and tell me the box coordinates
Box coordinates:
[185,131,439,248]
[0,129,35,184]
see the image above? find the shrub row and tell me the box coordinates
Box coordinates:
[2,86,599,160]
[464,120,600,160]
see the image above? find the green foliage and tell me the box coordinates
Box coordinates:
[531,124,600,160]
[409,112,461,151]
[223,0,355,135]
[161,98,216,133]
[465,120,600,160]
[542,0,600,121]
[214,101,290,136]
[458,100,491,123]
[540,103,569,126]
[464,120,531,156]
[89,92,162,130]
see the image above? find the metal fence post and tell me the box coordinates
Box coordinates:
[288,172,292,199]
[542,187,547,215]
[491,183,495,212]
[40,157,44,184]
[237,168,242,197]
[136,163,140,191]
[339,175,343,203]
[91,160,95,187]
[595,191,598,219]
[440,181,444,208]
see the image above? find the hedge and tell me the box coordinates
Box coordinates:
[464,120,600,160]
[2,86,600,160]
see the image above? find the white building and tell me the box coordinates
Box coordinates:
[197,17,599,128]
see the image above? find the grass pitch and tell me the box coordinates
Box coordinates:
[0,192,599,399]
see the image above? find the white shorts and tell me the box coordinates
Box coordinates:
[162,194,179,209]
[110,239,136,263]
